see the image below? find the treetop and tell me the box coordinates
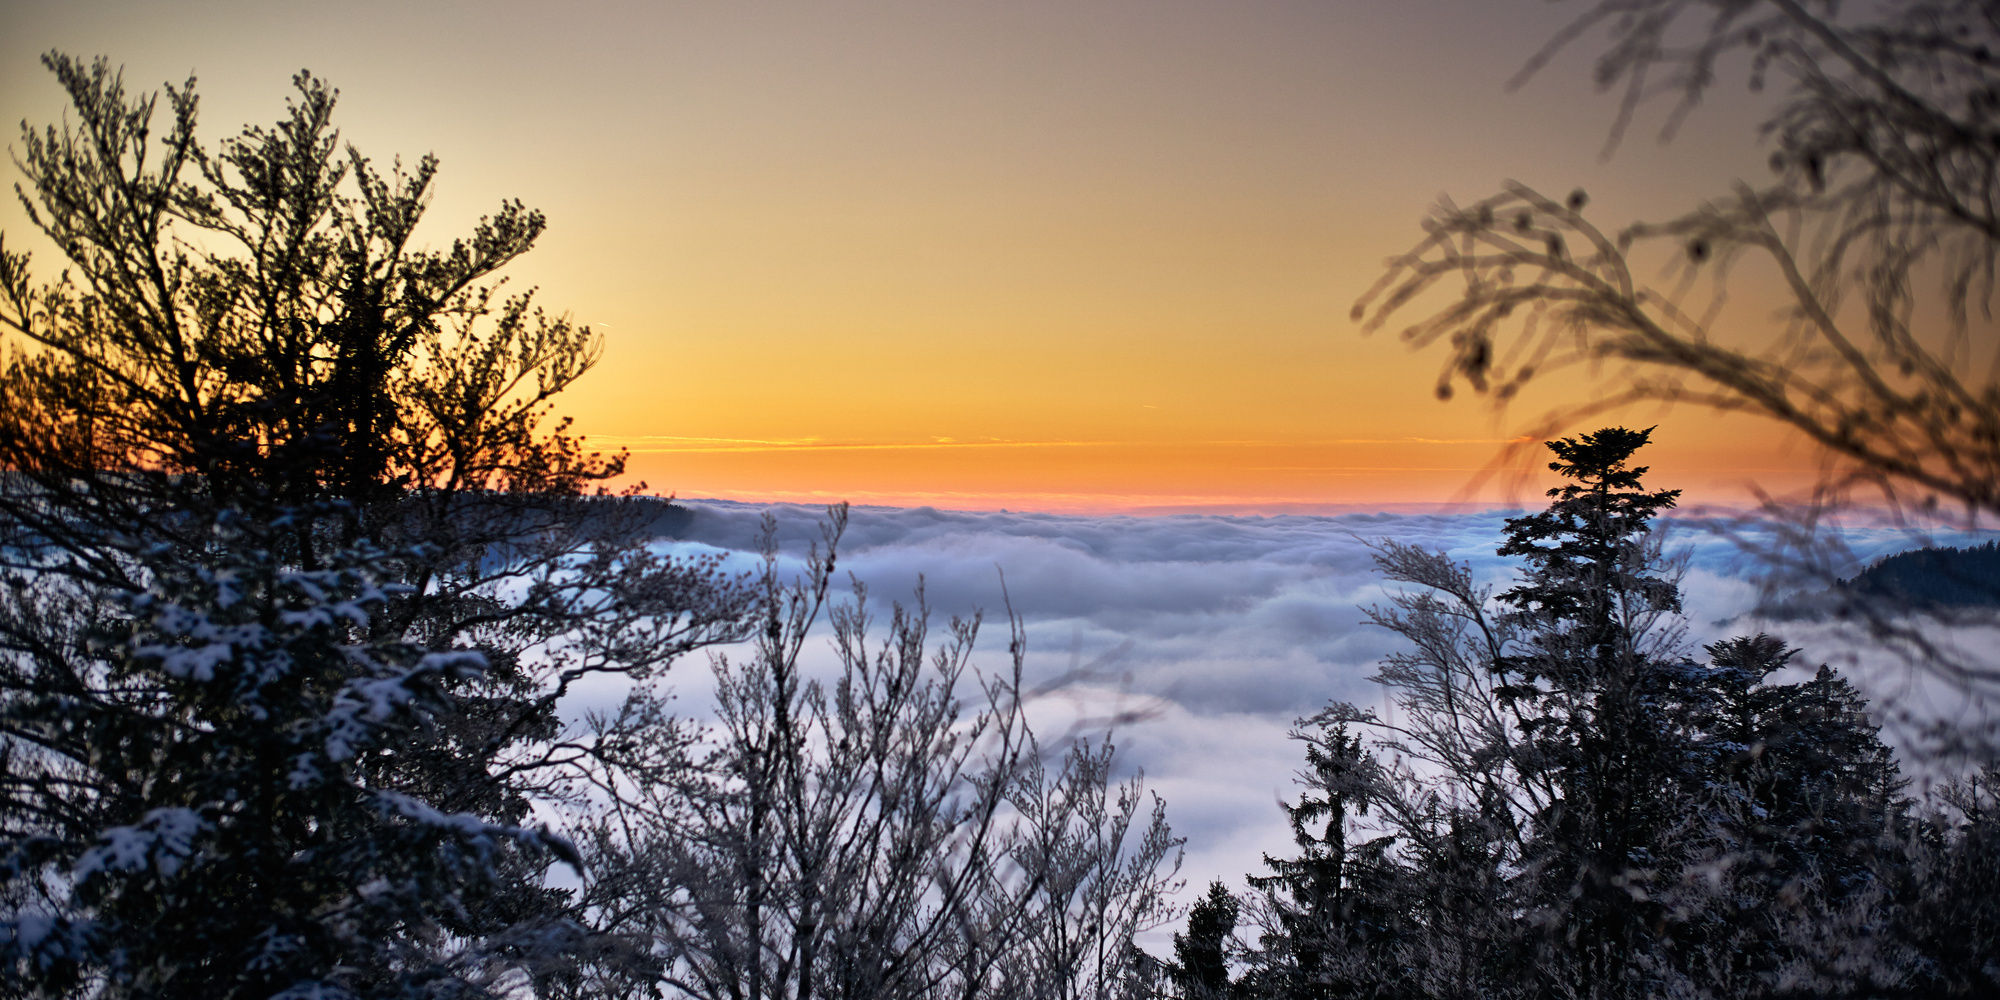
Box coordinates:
[1543,425,1663,496]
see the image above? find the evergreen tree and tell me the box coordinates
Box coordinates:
[1667,635,1912,996]
[1335,427,1948,998]
[1242,719,1405,999]
[1491,427,1687,997]
[1495,425,1683,692]
[0,55,755,997]
[2,509,588,998]
[1172,882,1240,1000]
[1695,638,1903,895]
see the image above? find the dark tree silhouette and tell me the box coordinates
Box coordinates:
[1354,0,2000,722]
[1357,0,1999,519]
[1240,719,1406,1000]
[1496,426,1683,689]
[1288,429,1934,997]
[1171,882,1240,1000]
[1486,428,1690,998]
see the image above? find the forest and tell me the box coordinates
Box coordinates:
[1155,427,1999,999]
[6,0,2000,996]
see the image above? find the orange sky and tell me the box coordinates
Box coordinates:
[1,1,1822,512]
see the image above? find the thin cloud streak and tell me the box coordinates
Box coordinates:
[603,436,1100,454]
[669,489,1513,516]
[598,435,1537,455]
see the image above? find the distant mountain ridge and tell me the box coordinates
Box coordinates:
[1837,540,2000,608]
[1758,541,2000,619]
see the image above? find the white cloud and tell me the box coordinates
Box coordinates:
[635,498,1997,915]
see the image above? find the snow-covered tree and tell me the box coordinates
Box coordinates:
[0,54,757,997]
[1239,719,1406,1000]
[2,508,594,997]
[573,508,1185,1000]
[1169,882,1239,1000]
[1888,763,2000,995]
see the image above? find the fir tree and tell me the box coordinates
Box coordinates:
[1172,882,1240,1000]
[1492,427,1687,998]
[0,55,756,997]
[1243,719,1405,999]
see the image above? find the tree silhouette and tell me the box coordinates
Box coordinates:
[1357,0,1998,519]
[1354,0,2000,715]
[1488,429,1690,998]
[1301,429,1934,997]
[1171,882,1239,1000]
[1241,719,1406,999]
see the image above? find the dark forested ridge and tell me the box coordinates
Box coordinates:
[1757,541,2000,620]
[1839,542,2000,610]
[557,493,696,538]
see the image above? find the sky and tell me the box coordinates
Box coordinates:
[0,0,1827,512]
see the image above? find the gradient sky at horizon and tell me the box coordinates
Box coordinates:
[1,0,1821,512]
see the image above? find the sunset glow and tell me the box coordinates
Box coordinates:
[1,0,1812,511]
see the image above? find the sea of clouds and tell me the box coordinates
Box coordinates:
[626,499,1997,917]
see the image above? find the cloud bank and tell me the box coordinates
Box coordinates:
[638,499,1997,913]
